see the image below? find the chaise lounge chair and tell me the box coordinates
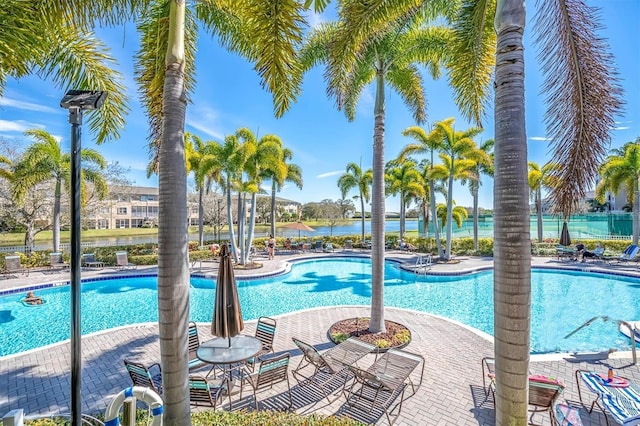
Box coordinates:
[82,253,105,269]
[576,369,640,426]
[116,251,137,270]
[2,255,28,277]
[49,252,69,271]
[617,244,640,263]
[124,359,162,395]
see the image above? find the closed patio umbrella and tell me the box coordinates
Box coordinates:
[559,221,571,246]
[282,221,316,238]
[211,244,243,347]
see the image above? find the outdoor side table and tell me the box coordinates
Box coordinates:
[197,335,262,409]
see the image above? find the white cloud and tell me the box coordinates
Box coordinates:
[0,97,58,113]
[0,120,43,133]
[186,105,225,140]
[316,170,342,179]
[615,126,631,130]
[529,136,551,141]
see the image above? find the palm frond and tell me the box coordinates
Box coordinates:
[447,0,496,126]
[535,0,624,217]
[387,64,426,124]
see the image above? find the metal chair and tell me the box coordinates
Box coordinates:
[240,352,292,410]
[124,359,162,395]
[188,322,206,372]
[246,316,277,371]
[188,375,224,408]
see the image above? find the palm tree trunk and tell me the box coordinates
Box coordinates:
[270,180,277,237]
[400,192,405,240]
[473,186,479,252]
[445,172,454,260]
[198,186,204,246]
[493,1,530,424]
[225,180,238,262]
[357,195,365,244]
[157,2,191,423]
[536,190,543,242]
[53,179,61,252]
[634,179,639,246]
[369,68,386,334]
[245,193,258,263]
[430,149,444,258]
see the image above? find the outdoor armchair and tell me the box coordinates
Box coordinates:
[240,352,292,410]
[188,374,224,408]
[246,316,277,371]
[124,359,162,395]
[188,322,206,372]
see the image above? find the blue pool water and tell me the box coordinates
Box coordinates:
[1,258,638,357]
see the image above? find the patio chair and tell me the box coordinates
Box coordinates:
[116,251,137,270]
[482,357,564,425]
[291,337,354,402]
[2,255,28,276]
[48,252,69,271]
[617,244,640,263]
[314,240,323,253]
[575,369,640,426]
[240,352,292,410]
[555,402,584,426]
[82,253,105,269]
[343,240,353,252]
[323,242,335,253]
[188,322,206,372]
[124,359,162,395]
[343,348,424,425]
[246,316,277,371]
[188,375,224,408]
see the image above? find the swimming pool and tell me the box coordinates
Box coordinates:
[0,258,638,357]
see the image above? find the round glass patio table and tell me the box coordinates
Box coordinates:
[196,335,262,409]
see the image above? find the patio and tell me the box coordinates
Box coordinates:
[1,253,639,424]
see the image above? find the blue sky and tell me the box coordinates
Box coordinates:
[0,1,637,213]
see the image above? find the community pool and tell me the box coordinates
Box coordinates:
[0,257,638,357]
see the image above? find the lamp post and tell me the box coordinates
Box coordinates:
[60,90,107,426]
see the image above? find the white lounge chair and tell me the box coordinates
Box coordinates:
[618,244,640,263]
[116,251,137,270]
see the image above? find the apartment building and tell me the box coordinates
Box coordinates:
[86,186,199,229]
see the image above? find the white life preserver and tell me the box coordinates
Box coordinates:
[104,386,163,426]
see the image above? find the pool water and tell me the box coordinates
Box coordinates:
[1,258,638,357]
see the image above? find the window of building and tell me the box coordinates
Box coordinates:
[98,219,109,229]
[116,219,129,228]
[117,207,127,215]
[131,219,144,228]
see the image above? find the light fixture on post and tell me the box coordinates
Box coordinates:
[60,90,107,426]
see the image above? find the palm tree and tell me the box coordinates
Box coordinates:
[597,139,640,245]
[464,139,493,251]
[432,118,482,260]
[385,159,425,240]
[400,125,446,258]
[337,163,373,245]
[185,132,222,247]
[0,1,133,143]
[528,161,559,242]
[435,202,468,230]
[270,148,303,237]
[13,129,108,251]
[302,12,451,333]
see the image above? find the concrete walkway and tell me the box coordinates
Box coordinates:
[1,251,639,425]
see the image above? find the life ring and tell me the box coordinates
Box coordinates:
[104,386,163,426]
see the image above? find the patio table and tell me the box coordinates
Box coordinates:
[197,335,262,409]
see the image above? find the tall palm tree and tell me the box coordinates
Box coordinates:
[433,118,482,260]
[400,125,446,258]
[13,129,108,251]
[185,133,222,247]
[270,148,303,236]
[302,11,451,333]
[464,139,493,251]
[385,159,425,240]
[244,130,288,264]
[337,163,372,245]
[528,161,559,242]
[597,140,640,245]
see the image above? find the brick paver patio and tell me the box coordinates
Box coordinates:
[1,252,639,424]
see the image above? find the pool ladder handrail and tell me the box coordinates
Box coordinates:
[415,254,432,274]
[618,320,637,365]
